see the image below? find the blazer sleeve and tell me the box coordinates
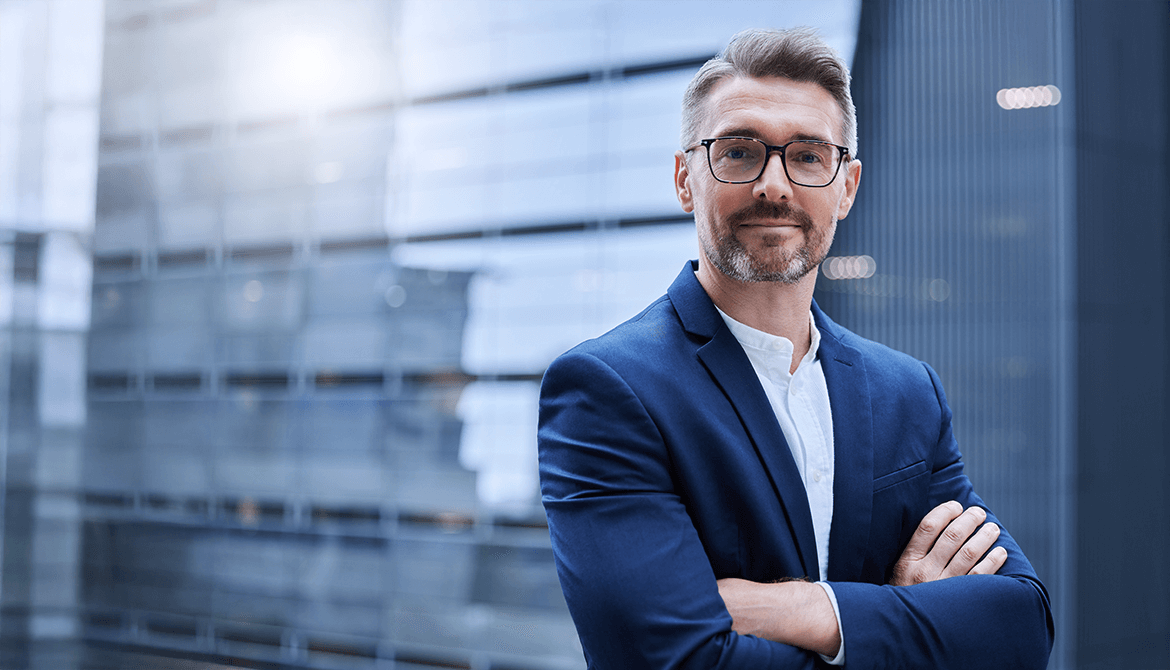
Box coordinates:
[826,363,1055,670]
[538,350,825,669]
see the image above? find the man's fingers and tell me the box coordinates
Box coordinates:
[942,519,1000,578]
[891,502,1008,586]
[902,500,964,561]
[928,505,987,565]
[967,545,1008,576]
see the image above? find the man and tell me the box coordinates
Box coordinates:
[538,28,1053,669]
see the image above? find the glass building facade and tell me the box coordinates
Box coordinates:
[0,1,1167,668]
[820,2,1076,666]
[72,1,860,669]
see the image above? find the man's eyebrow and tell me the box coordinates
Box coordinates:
[712,128,835,145]
[713,127,766,140]
[789,132,834,144]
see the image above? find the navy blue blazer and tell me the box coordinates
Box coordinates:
[539,262,1053,669]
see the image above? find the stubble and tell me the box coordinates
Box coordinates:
[699,200,835,284]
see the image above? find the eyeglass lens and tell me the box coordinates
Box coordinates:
[707,138,840,186]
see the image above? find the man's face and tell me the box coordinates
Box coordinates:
[674,76,862,285]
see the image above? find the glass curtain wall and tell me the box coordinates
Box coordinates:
[80,2,860,669]
[0,0,104,662]
[818,2,1076,667]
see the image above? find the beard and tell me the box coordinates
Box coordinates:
[698,200,835,284]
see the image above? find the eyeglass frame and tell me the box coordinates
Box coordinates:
[683,136,852,188]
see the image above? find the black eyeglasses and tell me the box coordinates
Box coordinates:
[684,136,850,188]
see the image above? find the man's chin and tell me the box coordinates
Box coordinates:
[726,255,811,284]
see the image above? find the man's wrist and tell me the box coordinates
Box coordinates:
[767,580,841,657]
[717,578,842,656]
[816,582,846,665]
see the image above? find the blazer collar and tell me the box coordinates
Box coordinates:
[813,301,876,582]
[667,262,876,582]
[667,260,724,339]
[667,262,820,579]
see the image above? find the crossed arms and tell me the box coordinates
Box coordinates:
[538,348,1054,669]
[717,500,1010,658]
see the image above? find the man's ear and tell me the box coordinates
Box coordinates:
[674,151,695,214]
[835,158,862,220]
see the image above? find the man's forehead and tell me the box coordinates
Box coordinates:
[701,75,841,140]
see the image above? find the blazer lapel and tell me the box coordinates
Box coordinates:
[813,301,875,582]
[668,263,820,580]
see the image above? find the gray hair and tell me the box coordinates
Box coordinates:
[681,27,857,157]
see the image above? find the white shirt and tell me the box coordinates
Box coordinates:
[716,307,846,665]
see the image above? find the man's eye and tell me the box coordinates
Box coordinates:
[719,144,757,161]
[791,150,826,165]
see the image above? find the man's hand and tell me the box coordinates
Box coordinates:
[890,500,1008,586]
[716,578,841,657]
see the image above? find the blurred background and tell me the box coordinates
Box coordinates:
[0,0,1166,668]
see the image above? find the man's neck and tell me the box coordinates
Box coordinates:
[696,259,817,375]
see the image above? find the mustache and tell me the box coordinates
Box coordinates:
[726,200,814,230]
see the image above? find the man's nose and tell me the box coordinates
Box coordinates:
[752,151,794,201]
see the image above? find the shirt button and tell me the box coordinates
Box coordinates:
[812,470,822,482]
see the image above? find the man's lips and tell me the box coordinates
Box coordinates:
[739,218,802,228]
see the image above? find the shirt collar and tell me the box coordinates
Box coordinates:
[714,307,821,373]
